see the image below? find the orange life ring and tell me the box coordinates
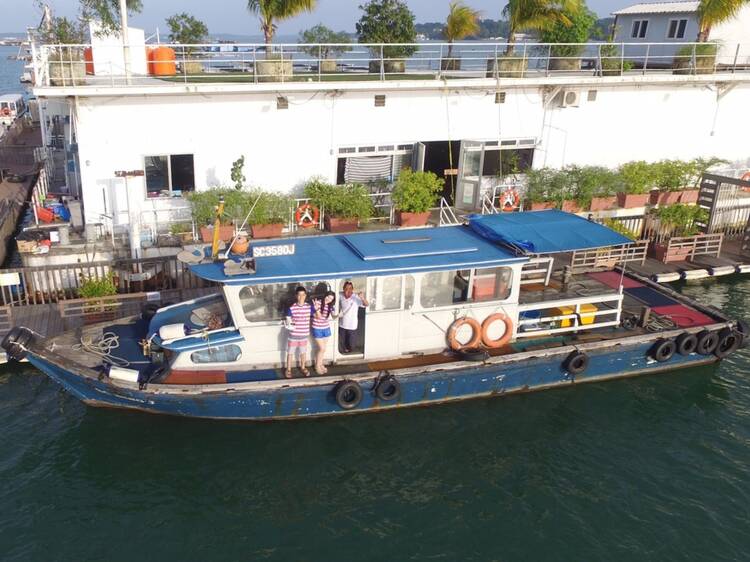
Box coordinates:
[295,203,319,228]
[447,317,482,351]
[0,108,10,116]
[498,188,520,212]
[481,313,514,348]
[741,172,750,184]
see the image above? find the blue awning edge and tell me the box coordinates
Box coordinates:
[467,210,632,254]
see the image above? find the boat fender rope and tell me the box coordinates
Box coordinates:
[74,332,130,367]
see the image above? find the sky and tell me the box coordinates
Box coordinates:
[2,0,622,36]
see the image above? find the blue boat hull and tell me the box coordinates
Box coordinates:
[25,338,718,420]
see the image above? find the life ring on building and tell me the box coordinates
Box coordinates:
[447,317,482,351]
[0,108,10,116]
[741,172,750,182]
[295,203,319,228]
[498,188,521,212]
[480,313,513,348]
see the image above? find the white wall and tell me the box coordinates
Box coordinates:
[71,80,750,225]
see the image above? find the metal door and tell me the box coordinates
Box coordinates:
[456,140,484,211]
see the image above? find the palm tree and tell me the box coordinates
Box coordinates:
[247,0,317,44]
[443,1,481,58]
[502,0,581,55]
[696,0,747,41]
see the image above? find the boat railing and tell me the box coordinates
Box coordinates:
[481,193,499,215]
[569,240,649,273]
[520,257,554,286]
[31,40,750,89]
[515,290,623,338]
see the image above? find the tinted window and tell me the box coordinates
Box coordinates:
[191,344,242,363]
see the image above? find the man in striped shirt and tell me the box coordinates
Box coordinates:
[285,286,314,378]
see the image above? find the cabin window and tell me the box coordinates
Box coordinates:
[404,275,415,309]
[368,276,403,311]
[420,270,471,308]
[191,344,242,364]
[667,19,687,39]
[144,154,195,198]
[471,267,513,301]
[631,20,648,39]
[239,281,331,322]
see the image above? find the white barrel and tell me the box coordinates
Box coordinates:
[108,366,140,383]
[159,323,188,341]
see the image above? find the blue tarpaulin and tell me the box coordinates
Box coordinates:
[468,210,632,254]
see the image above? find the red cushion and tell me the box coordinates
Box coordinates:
[651,304,715,328]
[587,271,643,289]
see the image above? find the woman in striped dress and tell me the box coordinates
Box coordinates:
[312,291,337,375]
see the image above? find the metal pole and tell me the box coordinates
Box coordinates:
[597,43,602,76]
[620,43,624,74]
[318,44,322,82]
[643,44,650,75]
[733,43,740,73]
[119,0,131,84]
[380,45,385,81]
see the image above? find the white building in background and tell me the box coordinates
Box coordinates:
[612,1,750,64]
[30,29,750,257]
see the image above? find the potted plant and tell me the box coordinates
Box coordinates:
[169,222,194,243]
[597,42,634,76]
[392,169,443,226]
[247,0,317,81]
[673,43,717,75]
[248,190,291,238]
[43,16,87,86]
[540,5,596,72]
[616,161,655,208]
[78,272,118,324]
[304,179,373,232]
[187,188,239,243]
[651,205,709,261]
[441,1,480,71]
[681,156,729,203]
[652,159,692,205]
[566,165,619,212]
[356,0,418,74]
[300,24,351,74]
[525,168,572,210]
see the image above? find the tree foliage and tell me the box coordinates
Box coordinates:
[539,4,596,57]
[356,0,418,59]
[502,0,582,54]
[299,24,351,58]
[41,16,87,44]
[79,0,143,34]
[166,12,208,45]
[696,0,747,41]
[247,0,317,44]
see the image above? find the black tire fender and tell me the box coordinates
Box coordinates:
[715,328,741,358]
[335,380,363,410]
[456,347,489,362]
[676,332,698,356]
[735,320,749,348]
[564,350,589,375]
[696,330,720,355]
[650,339,676,362]
[375,375,401,402]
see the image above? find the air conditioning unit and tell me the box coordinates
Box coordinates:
[560,90,580,108]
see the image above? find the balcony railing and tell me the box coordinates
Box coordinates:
[32,40,750,88]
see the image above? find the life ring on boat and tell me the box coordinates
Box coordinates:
[374,375,401,401]
[741,172,750,184]
[564,350,589,375]
[335,380,363,410]
[675,332,698,355]
[696,330,719,355]
[650,338,676,362]
[498,188,521,212]
[480,313,514,348]
[447,317,482,351]
[295,203,319,229]
[714,328,741,358]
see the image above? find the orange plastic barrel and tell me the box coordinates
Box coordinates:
[83,47,94,75]
[150,46,176,76]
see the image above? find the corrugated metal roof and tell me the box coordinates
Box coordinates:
[612,1,699,15]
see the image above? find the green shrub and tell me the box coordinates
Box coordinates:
[618,161,656,194]
[599,43,634,74]
[169,222,191,235]
[565,165,620,207]
[540,6,597,60]
[79,273,117,299]
[525,168,574,206]
[187,188,255,226]
[674,43,717,72]
[652,159,696,191]
[247,189,292,225]
[392,169,444,213]
[603,218,638,240]
[654,204,708,236]
[304,178,373,220]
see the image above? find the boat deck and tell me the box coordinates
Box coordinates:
[40,268,721,384]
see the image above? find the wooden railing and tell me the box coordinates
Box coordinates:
[521,257,554,286]
[0,255,211,307]
[655,233,723,263]
[570,240,648,272]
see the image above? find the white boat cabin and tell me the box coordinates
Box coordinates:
[0,94,26,126]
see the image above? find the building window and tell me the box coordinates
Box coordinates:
[191,344,242,364]
[631,19,649,39]
[667,18,688,39]
[145,154,195,198]
[336,144,414,184]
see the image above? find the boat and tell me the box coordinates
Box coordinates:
[2,210,746,420]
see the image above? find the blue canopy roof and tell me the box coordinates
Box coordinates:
[467,210,632,254]
[190,226,526,285]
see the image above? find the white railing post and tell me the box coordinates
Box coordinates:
[280,45,285,84]
[733,43,740,73]
[691,43,697,74]
[318,44,322,82]
[521,43,527,78]
[643,44,650,75]
[253,46,258,83]
[380,45,385,81]
[621,43,625,75]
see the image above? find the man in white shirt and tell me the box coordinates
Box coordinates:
[339,281,369,353]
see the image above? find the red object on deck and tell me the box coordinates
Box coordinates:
[163,369,227,385]
[587,271,643,289]
[651,304,715,327]
[36,206,54,223]
[84,47,94,74]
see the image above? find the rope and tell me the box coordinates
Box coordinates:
[74,332,130,367]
